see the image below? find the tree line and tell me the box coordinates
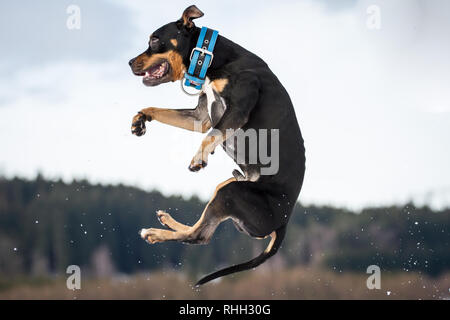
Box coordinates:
[0,176,448,279]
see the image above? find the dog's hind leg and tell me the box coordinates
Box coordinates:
[139,178,236,244]
[139,178,289,285]
[156,210,190,232]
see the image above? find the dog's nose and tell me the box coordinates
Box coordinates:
[128,58,136,67]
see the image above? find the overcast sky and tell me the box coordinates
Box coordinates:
[0,0,449,209]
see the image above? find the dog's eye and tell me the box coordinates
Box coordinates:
[149,36,160,51]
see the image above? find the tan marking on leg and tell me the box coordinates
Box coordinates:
[264,231,277,253]
[139,107,211,132]
[200,134,219,153]
[170,39,178,47]
[211,177,236,200]
[211,78,229,93]
[199,130,228,157]
[141,228,188,244]
[190,130,230,169]
[184,177,237,243]
[140,178,236,245]
[157,210,190,232]
[190,177,236,229]
[197,127,234,158]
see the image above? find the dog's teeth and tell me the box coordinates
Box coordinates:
[144,62,167,80]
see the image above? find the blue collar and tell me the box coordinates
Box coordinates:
[183,27,219,91]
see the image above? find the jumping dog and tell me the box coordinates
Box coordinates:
[128,5,305,286]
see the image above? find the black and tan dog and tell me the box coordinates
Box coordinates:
[128,5,305,286]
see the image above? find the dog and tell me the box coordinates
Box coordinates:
[128,5,305,286]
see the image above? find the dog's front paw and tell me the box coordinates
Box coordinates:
[188,153,208,172]
[131,112,148,136]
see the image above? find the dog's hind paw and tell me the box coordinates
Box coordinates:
[156,210,171,227]
[139,228,159,244]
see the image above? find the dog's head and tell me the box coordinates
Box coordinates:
[128,5,204,87]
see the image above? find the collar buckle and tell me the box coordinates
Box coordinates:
[190,47,214,67]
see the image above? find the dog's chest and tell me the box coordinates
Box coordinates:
[202,79,227,126]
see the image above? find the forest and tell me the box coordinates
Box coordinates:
[0,175,449,282]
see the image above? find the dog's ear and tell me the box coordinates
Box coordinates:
[181,5,204,28]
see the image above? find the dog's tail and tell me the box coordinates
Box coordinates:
[195,225,287,287]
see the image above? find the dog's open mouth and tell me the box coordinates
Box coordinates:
[140,60,170,86]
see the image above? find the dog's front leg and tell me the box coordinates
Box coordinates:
[131,106,211,136]
[188,130,222,171]
[189,72,261,172]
